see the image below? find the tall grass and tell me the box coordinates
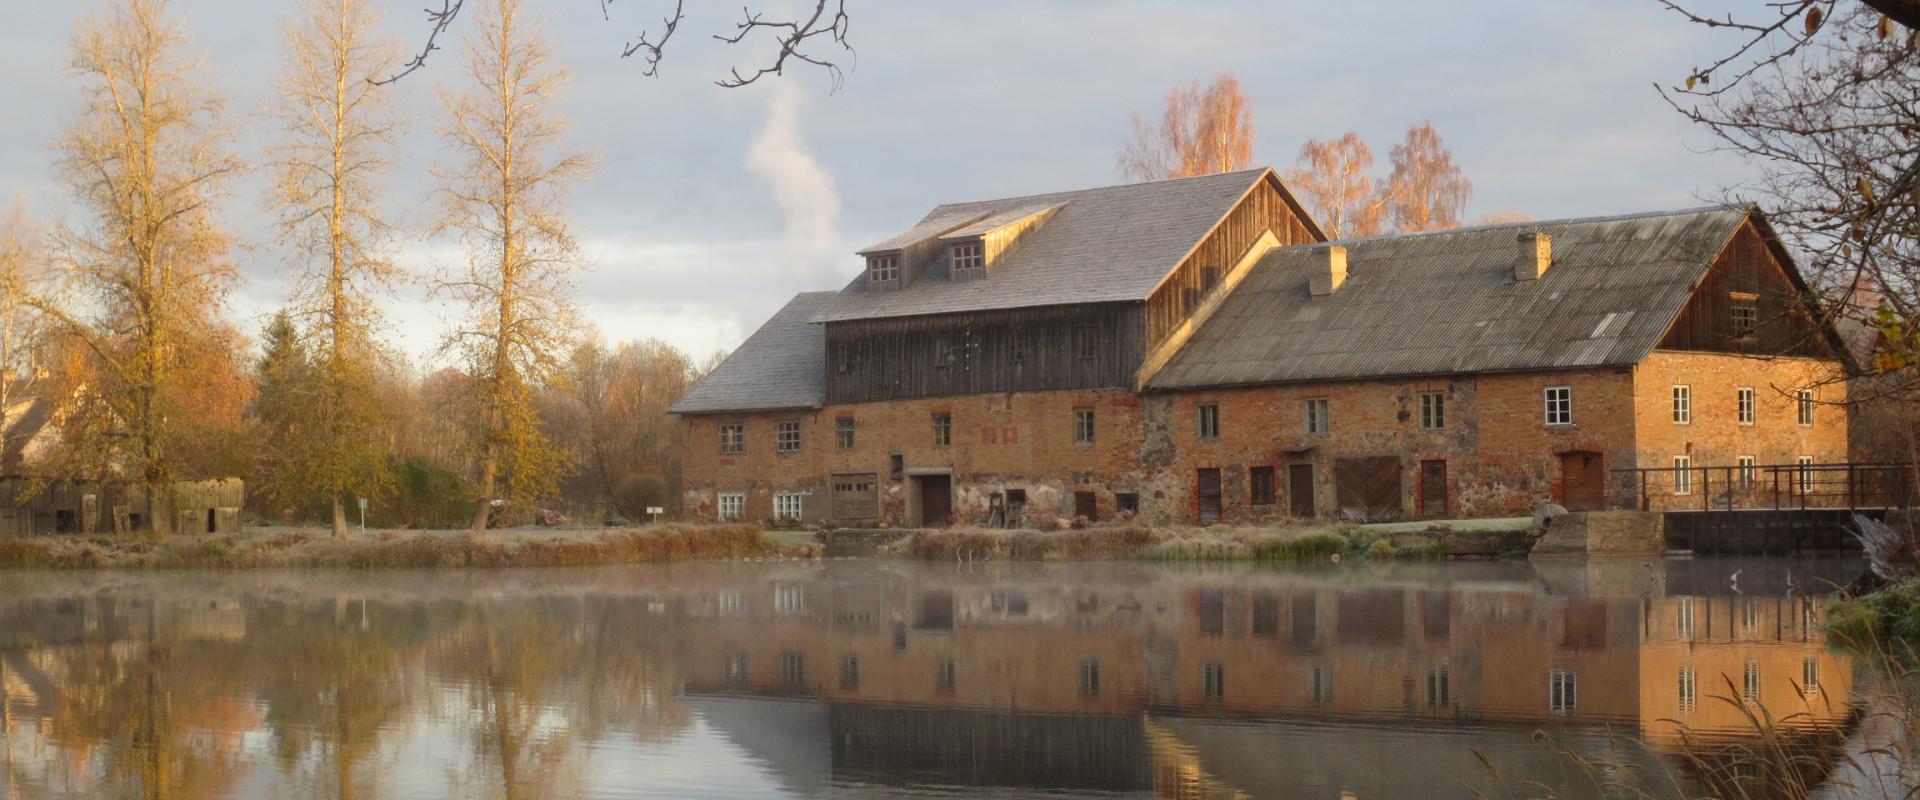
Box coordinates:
[903,527,1402,562]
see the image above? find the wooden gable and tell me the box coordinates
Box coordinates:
[1142,172,1323,348]
[1655,216,1836,360]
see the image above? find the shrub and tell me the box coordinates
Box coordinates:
[1827,582,1920,667]
[1365,539,1396,560]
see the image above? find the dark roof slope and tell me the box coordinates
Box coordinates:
[1146,206,1755,390]
[669,292,834,414]
[815,169,1275,322]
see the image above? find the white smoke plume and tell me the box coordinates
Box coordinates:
[745,82,843,283]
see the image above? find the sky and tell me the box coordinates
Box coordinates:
[0,0,1768,370]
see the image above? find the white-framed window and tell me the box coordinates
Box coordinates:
[776,420,802,453]
[774,492,804,521]
[1203,662,1225,701]
[718,591,745,615]
[1549,669,1578,714]
[1426,667,1450,708]
[1310,665,1333,704]
[781,650,805,686]
[1677,597,1695,640]
[1731,292,1759,338]
[1798,389,1815,426]
[1544,386,1573,426]
[937,657,956,693]
[836,417,855,450]
[775,583,806,614]
[868,254,899,283]
[1672,385,1691,424]
[1738,455,1757,488]
[1743,660,1761,703]
[1419,392,1445,430]
[1197,403,1221,440]
[1802,656,1820,697]
[1673,455,1692,495]
[1304,398,1330,435]
[1080,659,1100,697]
[1798,455,1815,493]
[1679,666,1698,713]
[725,652,748,684]
[1074,408,1096,445]
[717,492,745,521]
[719,423,744,454]
[950,240,983,275]
[932,413,952,447]
[1738,387,1755,425]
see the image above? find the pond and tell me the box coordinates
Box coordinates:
[0,556,1882,799]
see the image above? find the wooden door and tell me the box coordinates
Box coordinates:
[1419,460,1448,516]
[1196,468,1223,523]
[832,474,878,523]
[918,475,952,527]
[1560,452,1605,511]
[1289,464,1315,518]
[1335,456,1403,521]
[1074,491,1097,520]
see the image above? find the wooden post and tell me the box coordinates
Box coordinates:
[1641,471,1649,512]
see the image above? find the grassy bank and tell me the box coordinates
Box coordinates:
[0,524,791,570]
[889,524,1461,562]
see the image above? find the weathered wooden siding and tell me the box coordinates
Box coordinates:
[1144,177,1317,348]
[825,304,1146,403]
[1656,220,1833,358]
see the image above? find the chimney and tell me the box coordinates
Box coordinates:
[1308,245,1348,296]
[1514,231,1551,281]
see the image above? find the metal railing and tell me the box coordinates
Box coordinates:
[1612,463,1920,513]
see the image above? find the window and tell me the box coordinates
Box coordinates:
[1798,389,1815,426]
[840,655,860,690]
[1304,397,1330,435]
[950,240,983,274]
[836,343,854,374]
[1798,455,1815,493]
[1802,656,1820,697]
[934,337,955,369]
[1419,392,1445,430]
[1677,597,1695,640]
[718,492,745,521]
[1074,408,1096,445]
[867,254,898,283]
[1738,387,1755,425]
[775,584,806,614]
[1743,660,1761,702]
[1673,455,1692,495]
[774,492,804,521]
[1549,669,1578,714]
[1672,385,1691,424]
[1080,659,1100,697]
[1196,403,1220,440]
[776,420,801,453]
[1679,666,1698,713]
[1544,386,1573,426]
[780,651,805,687]
[719,423,744,454]
[1202,662,1225,701]
[834,417,855,450]
[1075,326,1097,361]
[932,413,951,447]
[1250,466,1277,506]
[1008,334,1026,367]
[936,657,956,693]
[718,591,745,615]
[1426,668,1450,708]
[1311,666,1332,704]
[1731,292,1758,338]
[889,453,904,481]
[726,653,748,684]
[1115,492,1139,514]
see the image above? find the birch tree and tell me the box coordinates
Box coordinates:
[435,0,590,532]
[1379,121,1472,233]
[1285,133,1385,240]
[0,210,47,464]
[268,0,402,536]
[1118,73,1255,182]
[47,0,240,535]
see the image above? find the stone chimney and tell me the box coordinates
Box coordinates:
[1514,232,1551,281]
[1308,245,1348,296]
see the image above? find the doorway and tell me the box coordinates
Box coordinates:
[1419,460,1448,516]
[1560,451,1605,511]
[1289,464,1315,518]
[913,474,952,527]
[1196,468,1222,523]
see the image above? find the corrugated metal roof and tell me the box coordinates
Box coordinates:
[816,168,1272,322]
[668,292,834,415]
[1145,206,1753,390]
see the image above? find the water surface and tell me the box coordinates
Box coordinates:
[0,556,1872,798]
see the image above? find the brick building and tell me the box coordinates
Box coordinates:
[670,169,1850,526]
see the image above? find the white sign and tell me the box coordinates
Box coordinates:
[358,498,369,511]
[646,506,664,515]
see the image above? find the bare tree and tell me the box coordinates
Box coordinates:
[378,0,853,88]
[1285,132,1385,239]
[1118,72,1255,182]
[1379,120,1472,233]
[267,0,404,536]
[434,0,592,533]
[45,0,241,535]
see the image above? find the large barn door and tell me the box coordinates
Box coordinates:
[1196,468,1223,523]
[1335,456,1403,521]
[831,474,878,523]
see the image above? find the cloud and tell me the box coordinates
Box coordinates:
[744,82,842,284]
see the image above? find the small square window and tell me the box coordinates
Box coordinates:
[717,492,745,521]
[1419,392,1445,430]
[836,417,855,450]
[1738,387,1755,425]
[1304,398,1330,435]
[868,254,899,283]
[719,423,744,455]
[1115,492,1139,514]
[1073,408,1095,445]
[932,413,952,447]
[950,241,983,275]
[1249,466,1276,506]
[1672,385,1691,425]
[1797,389,1815,426]
[1196,403,1220,440]
[1544,386,1573,426]
[888,453,904,481]
[776,420,802,453]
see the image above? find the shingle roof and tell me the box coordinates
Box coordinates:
[1146,206,1756,390]
[817,169,1275,322]
[669,292,834,415]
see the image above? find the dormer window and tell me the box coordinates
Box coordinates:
[868,254,899,284]
[950,241,984,277]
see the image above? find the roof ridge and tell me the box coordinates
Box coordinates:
[1310,203,1750,248]
[930,167,1269,212]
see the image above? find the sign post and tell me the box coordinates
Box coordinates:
[646,506,664,525]
[358,497,369,534]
